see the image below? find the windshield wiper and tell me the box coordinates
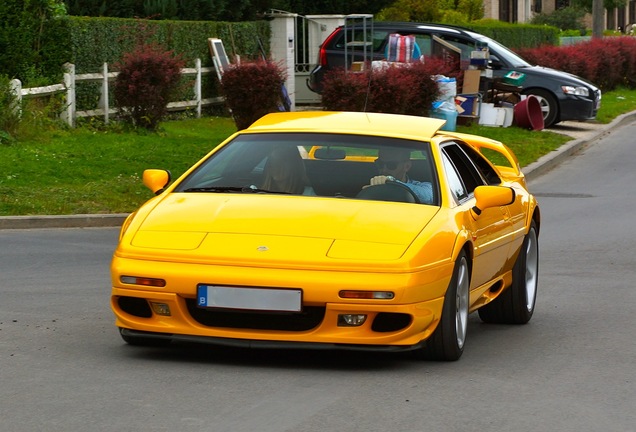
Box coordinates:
[182,186,290,194]
[183,186,246,193]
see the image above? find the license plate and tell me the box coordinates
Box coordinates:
[197,285,302,312]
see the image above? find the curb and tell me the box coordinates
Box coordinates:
[2,111,635,230]
[523,110,636,181]
[0,213,129,230]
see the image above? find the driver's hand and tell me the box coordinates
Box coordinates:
[371,175,398,186]
[362,176,396,189]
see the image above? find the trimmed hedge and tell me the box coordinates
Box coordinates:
[1,15,269,83]
[22,16,270,111]
[66,17,270,72]
[467,20,560,49]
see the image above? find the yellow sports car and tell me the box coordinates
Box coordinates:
[111,111,539,361]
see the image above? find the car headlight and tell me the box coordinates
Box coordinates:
[562,85,589,97]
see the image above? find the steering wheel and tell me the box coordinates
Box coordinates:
[356,181,421,203]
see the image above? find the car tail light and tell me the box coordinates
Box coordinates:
[318,29,340,66]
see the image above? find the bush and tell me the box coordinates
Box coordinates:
[516,36,636,91]
[530,7,586,32]
[321,58,459,116]
[219,60,287,130]
[113,43,185,130]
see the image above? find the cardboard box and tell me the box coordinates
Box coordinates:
[470,50,489,59]
[463,69,481,93]
[504,71,526,85]
[478,103,507,127]
[455,95,478,116]
[351,61,365,72]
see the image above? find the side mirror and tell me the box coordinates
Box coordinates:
[471,185,515,218]
[142,169,171,195]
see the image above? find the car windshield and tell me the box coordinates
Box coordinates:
[467,31,532,68]
[175,133,439,206]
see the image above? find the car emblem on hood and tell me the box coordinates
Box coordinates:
[256,246,269,252]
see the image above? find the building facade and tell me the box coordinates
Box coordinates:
[487,0,636,32]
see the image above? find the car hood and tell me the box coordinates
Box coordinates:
[516,65,599,89]
[122,193,439,265]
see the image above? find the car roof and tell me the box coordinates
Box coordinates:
[246,111,447,141]
[342,21,473,35]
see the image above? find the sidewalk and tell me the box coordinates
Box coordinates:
[2,111,635,230]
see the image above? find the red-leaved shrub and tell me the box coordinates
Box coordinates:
[517,36,636,91]
[114,43,185,130]
[320,57,460,116]
[219,60,287,130]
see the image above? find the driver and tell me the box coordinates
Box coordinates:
[366,147,433,204]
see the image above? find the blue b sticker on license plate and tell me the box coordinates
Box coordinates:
[197,285,302,312]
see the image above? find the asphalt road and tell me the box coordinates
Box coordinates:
[1,121,636,431]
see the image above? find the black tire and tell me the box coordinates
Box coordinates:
[478,220,539,324]
[416,251,470,361]
[523,89,558,127]
[119,328,171,347]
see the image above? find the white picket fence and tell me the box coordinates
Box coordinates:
[9,59,223,127]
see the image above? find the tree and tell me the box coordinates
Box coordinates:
[570,0,627,12]
[0,0,67,82]
[376,0,441,22]
[530,6,586,31]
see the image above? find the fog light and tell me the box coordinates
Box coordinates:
[150,302,171,316]
[338,314,367,326]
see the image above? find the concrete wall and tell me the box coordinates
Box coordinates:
[268,12,297,110]
[269,13,346,106]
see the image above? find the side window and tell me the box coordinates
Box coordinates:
[373,30,390,51]
[458,143,502,185]
[414,34,432,57]
[334,29,388,52]
[434,35,475,67]
[442,152,468,202]
[442,142,486,196]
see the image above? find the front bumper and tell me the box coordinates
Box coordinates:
[119,328,428,352]
[110,256,452,350]
[558,89,601,122]
[112,287,445,349]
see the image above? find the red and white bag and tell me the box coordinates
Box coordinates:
[386,34,416,62]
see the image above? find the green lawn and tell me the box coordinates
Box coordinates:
[0,117,236,215]
[1,88,635,216]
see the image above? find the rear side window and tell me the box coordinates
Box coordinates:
[414,34,433,57]
[333,29,389,52]
[332,29,476,67]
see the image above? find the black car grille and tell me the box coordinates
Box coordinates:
[185,299,325,331]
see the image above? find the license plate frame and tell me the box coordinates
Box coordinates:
[197,285,302,312]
